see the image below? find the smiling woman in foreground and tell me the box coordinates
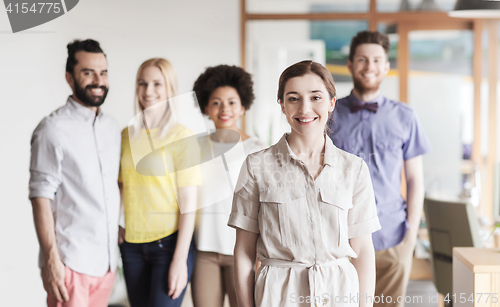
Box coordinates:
[228,60,381,307]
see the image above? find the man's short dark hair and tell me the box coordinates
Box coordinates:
[348,31,390,62]
[193,65,255,114]
[66,39,105,74]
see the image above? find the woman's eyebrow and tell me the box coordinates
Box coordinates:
[211,96,238,100]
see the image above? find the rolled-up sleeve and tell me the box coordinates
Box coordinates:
[228,156,260,234]
[348,160,381,238]
[29,120,63,200]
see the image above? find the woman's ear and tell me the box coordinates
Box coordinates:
[279,100,285,114]
[329,97,336,112]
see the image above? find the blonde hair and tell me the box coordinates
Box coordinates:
[130,58,179,139]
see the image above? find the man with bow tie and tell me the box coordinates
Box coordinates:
[327,31,431,307]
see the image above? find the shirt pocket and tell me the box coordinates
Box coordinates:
[318,188,352,248]
[259,187,309,249]
[374,136,403,167]
[376,137,403,156]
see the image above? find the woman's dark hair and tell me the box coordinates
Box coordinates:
[66,39,105,75]
[348,31,390,62]
[277,60,336,103]
[193,65,254,114]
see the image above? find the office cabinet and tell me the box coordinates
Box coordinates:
[453,248,500,307]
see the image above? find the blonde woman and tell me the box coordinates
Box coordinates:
[118,58,200,307]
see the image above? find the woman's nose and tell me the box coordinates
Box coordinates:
[299,100,312,113]
[146,83,155,94]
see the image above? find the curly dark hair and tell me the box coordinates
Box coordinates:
[193,65,255,114]
[66,39,105,75]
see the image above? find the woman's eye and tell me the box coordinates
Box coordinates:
[288,97,298,102]
[312,96,321,101]
[155,83,161,86]
[230,101,235,105]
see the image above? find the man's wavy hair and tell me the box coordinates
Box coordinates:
[348,31,390,62]
[66,39,105,75]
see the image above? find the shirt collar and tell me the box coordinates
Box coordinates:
[67,96,103,122]
[275,133,337,167]
[347,91,385,107]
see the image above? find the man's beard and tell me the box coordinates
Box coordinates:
[352,76,380,96]
[74,81,109,107]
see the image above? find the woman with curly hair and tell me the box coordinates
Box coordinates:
[191,65,265,307]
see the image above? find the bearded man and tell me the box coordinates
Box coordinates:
[29,39,120,307]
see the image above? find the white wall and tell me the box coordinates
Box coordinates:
[0,0,239,305]
[246,20,313,145]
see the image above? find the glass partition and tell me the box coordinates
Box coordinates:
[407,29,474,199]
[376,0,455,13]
[246,0,370,14]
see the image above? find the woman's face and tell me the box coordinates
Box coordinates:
[280,73,335,136]
[204,86,245,130]
[137,65,168,110]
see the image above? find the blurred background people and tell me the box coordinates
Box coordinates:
[29,39,120,307]
[191,65,265,307]
[118,58,201,307]
[327,31,432,307]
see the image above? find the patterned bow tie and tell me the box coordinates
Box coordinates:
[350,100,378,113]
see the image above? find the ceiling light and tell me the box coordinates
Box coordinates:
[449,0,500,18]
